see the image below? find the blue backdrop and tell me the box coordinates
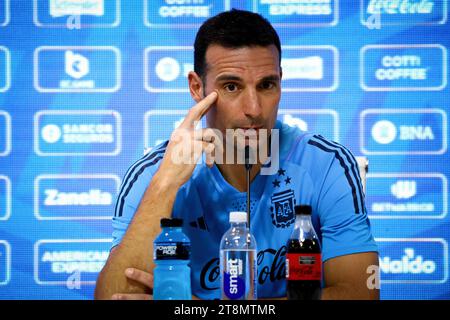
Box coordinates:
[0,0,449,299]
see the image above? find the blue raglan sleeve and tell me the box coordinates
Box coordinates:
[308,138,378,262]
[111,144,167,249]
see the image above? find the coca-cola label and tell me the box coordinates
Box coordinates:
[286,253,322,281]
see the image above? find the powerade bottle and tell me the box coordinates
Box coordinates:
[220,211,257,300]
[286,205,322,300]
[153,218,191,300]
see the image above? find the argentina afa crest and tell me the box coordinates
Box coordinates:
[270,168,296,228]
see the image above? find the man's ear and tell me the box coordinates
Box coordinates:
[188,71,204,103]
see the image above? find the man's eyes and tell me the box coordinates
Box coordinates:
[259,81,277,90]
[221,81,278,92]
[223,83,239,92]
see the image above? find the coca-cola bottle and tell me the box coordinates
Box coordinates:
[286,205,322,300]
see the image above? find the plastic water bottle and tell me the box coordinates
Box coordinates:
[220,211,257,300]
[153,218,191,300]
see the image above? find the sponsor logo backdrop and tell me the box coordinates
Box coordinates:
[0,0,449,299]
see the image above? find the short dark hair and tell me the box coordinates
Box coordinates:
[194,9,282,78]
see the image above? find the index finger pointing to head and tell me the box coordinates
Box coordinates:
[183,91,218,128]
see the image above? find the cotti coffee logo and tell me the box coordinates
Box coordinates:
[376,238,448,283]
[0,0,9,26]
[34,175,120,220]
[34,110,122,156]
[367,173,447,219]
[34,0,120,27]
[253,0,339,26]
[360,44,447,91]
[145,0,229,27]
[0,46,10,92]
[278,109,339,142]
[34,46,121,92]
[361,0,447,26]
[360,109,447,155]
[0,241,11,285]
[145,47,193,92]
[34,239,111,285]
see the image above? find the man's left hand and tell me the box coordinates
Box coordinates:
[111,268,153,300]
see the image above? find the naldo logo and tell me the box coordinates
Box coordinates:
[380,248,436,274]
[376,239,448,283]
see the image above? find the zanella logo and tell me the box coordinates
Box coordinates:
[44,189,112,206]
[35,175,120,220]
[380,248,436,274]
[200,246,286,290]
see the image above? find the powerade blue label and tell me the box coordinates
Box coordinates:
[154,241,190,260]
[224,258,245,299]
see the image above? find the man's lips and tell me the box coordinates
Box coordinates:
[236,126,264,131]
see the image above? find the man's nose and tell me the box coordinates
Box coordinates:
[242,88,262,119]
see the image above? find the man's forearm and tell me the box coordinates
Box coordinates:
[94,172,180,300]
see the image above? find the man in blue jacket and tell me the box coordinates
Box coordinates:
[95,9,379,300]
